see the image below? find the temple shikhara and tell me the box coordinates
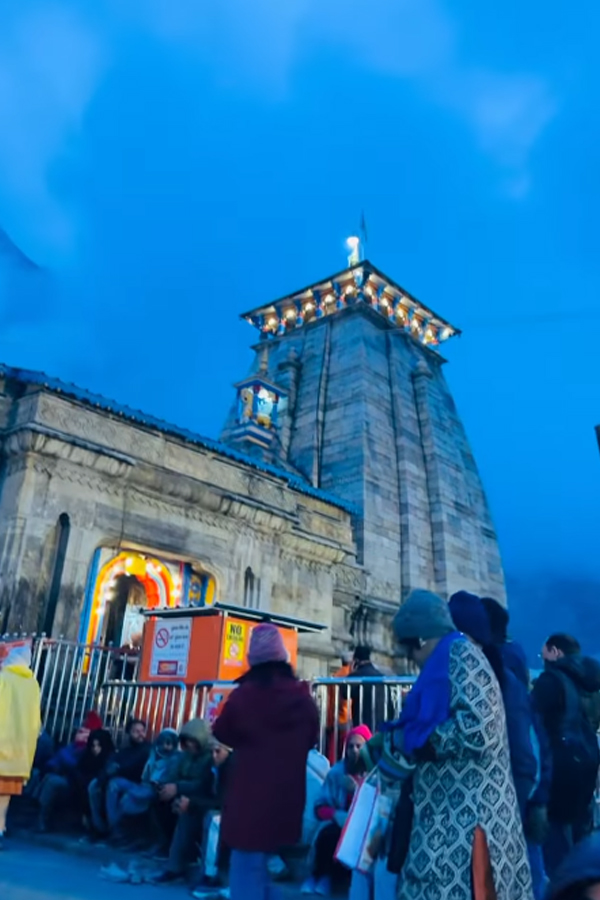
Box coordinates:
[0,251,505,673]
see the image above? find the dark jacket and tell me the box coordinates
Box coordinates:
[500,641,530,689]
[104,740,151,784]
[171,718,213,812]
[348,661,392,730]
[529,706,552,808]
[502,668,538,820]
[546,833,600,899]
[185,754,233,817]
[77,730,115,787]
[33,730,55,774]
[532,655,600,742]
[47,742,85,781]
[499,639,552,808]
[213,667,319,853]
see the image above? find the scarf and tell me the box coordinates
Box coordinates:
[388,631,464,757]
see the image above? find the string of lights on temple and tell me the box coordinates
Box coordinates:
[242,237,459,349]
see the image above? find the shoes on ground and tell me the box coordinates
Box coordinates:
[99,863,129,883]
[149,870,183,884]
[314,876,332,897]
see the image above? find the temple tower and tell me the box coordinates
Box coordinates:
[222,257,505,623]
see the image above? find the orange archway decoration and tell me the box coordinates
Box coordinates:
[84,552,176,646]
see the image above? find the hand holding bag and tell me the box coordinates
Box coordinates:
[334,771,393,874]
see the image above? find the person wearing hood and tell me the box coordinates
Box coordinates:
[481,596,531,687]
[104,728,179,835]
[301,725,372,896]
[480,596,553,900]
[35,711,106,832]
[213,622,319,900]
[391,589,532,900]
[449,591,538,822]
[0,644,41,848]
[151,717,218,883]
[545,833,600,900]
[532,633,600,875]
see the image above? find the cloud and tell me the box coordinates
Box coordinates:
[0,0,557,265]
[444,68,558,169]
[0,4,106,262]
[131,0,557,193]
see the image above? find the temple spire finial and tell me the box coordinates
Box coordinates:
[346,235,360,266]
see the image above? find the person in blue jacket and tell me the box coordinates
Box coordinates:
[481,595,553,900]
[449,592,537,819]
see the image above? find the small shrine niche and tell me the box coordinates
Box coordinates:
[231,373,287,450]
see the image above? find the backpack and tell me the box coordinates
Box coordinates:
[549,670,600,824]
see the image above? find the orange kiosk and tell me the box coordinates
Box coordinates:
[138,603,326,726]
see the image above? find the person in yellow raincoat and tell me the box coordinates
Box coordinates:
[0,644,41,846]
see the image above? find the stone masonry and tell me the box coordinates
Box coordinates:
[0,370,359,676]
[222,260,506,657]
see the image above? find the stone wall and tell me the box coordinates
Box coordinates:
[223,303,506,637]
[0,376,360,676]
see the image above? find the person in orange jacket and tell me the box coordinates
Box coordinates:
[326,652,353,764]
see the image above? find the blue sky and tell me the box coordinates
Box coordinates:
[0,0,599,590]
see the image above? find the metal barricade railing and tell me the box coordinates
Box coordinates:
[1,632,140,743]
[96,680,187,745]
[1,629,417,753]
[311,676,416,763]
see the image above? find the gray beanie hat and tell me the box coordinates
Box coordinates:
[393,589,454,642]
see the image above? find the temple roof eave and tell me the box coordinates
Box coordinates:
[239,259,460,350]
[240,259,460,331]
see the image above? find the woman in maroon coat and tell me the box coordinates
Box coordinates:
[213,623,319,900]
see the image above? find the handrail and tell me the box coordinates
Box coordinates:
[96,679,188,742]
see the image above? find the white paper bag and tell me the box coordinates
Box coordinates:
[203,812,221,878]
[335,773,392,874]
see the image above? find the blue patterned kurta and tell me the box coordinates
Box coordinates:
[397,640,533,900]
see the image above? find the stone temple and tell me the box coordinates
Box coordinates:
[0,254,504,673]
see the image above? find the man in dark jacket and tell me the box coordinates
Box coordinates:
[532,634,600,875]
[88,718,150,836]
[347,645,391,730]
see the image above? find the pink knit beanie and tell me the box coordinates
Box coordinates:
[247,623,289,667]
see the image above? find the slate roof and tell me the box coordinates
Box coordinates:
[0,363,358,515]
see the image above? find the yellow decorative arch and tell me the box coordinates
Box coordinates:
[84,552,175,645]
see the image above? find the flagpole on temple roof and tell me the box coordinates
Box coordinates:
[359,211,368,256]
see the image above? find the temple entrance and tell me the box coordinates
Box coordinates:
[102,574,148,648]
[79,549,217,647]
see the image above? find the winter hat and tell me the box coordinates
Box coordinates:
[449,592,491,646]
[346,725,372,745]
[82,711,103,731]
[247,623,289,667]
[393,590,454,643]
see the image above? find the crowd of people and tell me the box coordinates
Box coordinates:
[0,600,599,900]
